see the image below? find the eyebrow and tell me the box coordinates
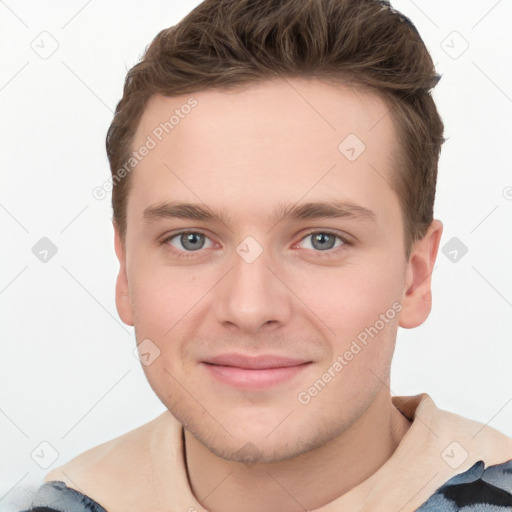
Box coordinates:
[143,200,376,227]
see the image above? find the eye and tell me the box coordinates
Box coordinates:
[160,229,350,258]
[296,231,348,252]
[162,231,215,253]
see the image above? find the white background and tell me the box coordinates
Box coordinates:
[1,0,512,509]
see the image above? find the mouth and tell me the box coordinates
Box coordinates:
[201,353,312,389]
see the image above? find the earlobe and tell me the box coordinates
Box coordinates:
[398,220,443,329]
[113,220,134,327]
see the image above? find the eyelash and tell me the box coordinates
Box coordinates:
[159,230,352,260]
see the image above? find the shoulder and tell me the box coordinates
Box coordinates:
[38,410,176,512]
[416,458,512,511]
[22,480,107,512]
[43,415,157,483]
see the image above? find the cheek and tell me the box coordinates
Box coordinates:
[128,253,200,332]
[292,262,401,336]
[129,260,209,373]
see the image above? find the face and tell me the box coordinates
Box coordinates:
[114,78,440,463]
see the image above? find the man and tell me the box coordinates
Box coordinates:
[24,0,512,511]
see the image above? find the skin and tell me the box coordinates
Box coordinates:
[113,77,443,512]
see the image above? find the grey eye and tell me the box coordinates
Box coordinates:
[169,232,213,251]
[300,232,344,251]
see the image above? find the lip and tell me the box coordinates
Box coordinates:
[205,353,310,369]
[202,353,312,389]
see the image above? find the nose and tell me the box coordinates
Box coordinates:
[213,241,293,334]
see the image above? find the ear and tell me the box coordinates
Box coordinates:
[113,220,134,326]
[398,219,443,329]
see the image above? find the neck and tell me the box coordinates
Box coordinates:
[184,390,412,512]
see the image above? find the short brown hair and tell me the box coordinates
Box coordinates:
[106,0,445,258]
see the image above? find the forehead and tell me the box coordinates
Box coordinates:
[127,78,400,227]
